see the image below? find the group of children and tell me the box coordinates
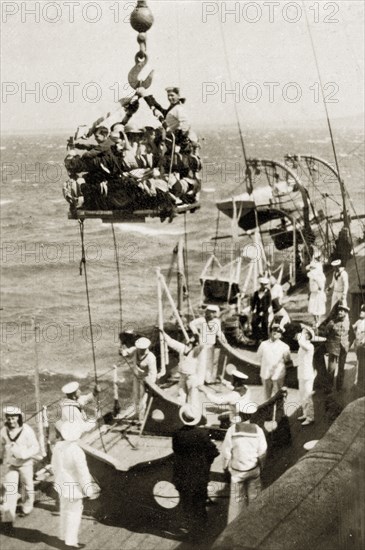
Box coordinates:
[63,87,202,217]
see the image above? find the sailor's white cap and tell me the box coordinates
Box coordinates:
[226,364,248,380]
[241,402,258,415]
[205,304,220,313]
[232,402,258,423]
[179,404,201,425]
[258,276,270,285]
[3,406,22,416]
[135,337,151,350]
[331,259,342,267]
[55,420,84,442]
[301,325,315,340]
[62,381,80,395]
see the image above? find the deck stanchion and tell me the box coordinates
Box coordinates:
[33,318,46,458]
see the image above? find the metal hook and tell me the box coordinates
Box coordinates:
[128,52,154,90]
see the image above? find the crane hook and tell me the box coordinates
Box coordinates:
[128,52,154,90]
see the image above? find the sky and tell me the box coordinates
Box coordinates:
[1,0,364,133]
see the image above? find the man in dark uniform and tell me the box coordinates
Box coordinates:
[324,301,350,391]
[172,404,219,539]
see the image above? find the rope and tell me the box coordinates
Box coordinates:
[213,210,221,257]
[111,223,123,333]
[303,4,348,227]
[219,20,251,190]
[183,212,195,318]
[303,8,363,295]
[78,220,107,453]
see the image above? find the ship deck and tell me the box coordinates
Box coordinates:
[1,351,362,550]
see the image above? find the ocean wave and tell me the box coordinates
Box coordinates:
[115,223,184,236]
[202,187,216,193]
[0,199,13,205]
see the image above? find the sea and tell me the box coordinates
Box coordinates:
[1,126,364,412]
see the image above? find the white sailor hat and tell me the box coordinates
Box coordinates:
[61,381,80,395]
[3,405,23,416]
[165,86,180,95]
[135,337,151,350]
[55,420,84,442]
[337,302,350,312]
[258,276,270,285]
[301,325,315,340]
[205,304,220,313]
[241,402,258,415]
[179,404,201,426]
[226,364,248,380]
[331,259,342,267]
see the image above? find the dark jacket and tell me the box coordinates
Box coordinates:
[325,316,350,355]
[172,426,219,492]
[251,289,272,315]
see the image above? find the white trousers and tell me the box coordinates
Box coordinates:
[177,373,200,409]
[1,463,34,523]
[298,378,315,422]
[59,496,83,547]
[133,377,147,422]
[261,377,285,401]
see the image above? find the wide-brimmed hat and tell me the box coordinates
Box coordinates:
[331,259,342,267]
[301,325,315,340]
[3,406,23,417]
[55,420,84,442]
[62,381,80,395]
[258,276,270,285]
[124,123,143,134]
[270,324,284,334]
[226,364,248,380]
[135,337,151,350]
[205,304,220,313]
[337,302,350,312]
[179,404,201,425]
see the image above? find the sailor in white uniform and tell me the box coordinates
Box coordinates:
[221,405,267,522]
[52,421,99,548]
[60,381,100,432]
[0,406,40,525]
[189,305,226,384]
[328,259,349,310]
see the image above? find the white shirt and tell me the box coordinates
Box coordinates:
[271,283,284,302]
[0,424,40,468]
[354,318,365,346]
[189,317,224,346]
[297,334,315,380]
[257,339,291,380]
[52,440,94,500]
[163,333,201,375]
[331,269,349,297]
[61,393,96,432]
[221,422,267,478]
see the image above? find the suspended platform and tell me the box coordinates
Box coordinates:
[68,202,200,224]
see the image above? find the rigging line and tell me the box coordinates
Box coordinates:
[213,209,221,257]
[218,19,250,182]
[111,223,123,334]
[176,1,181,88]
[78,220,107,453]
[183,212,195,319]
[302,6,363,296]
[302,3,349,228]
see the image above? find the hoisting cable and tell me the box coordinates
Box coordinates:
[78,220,107,453]
[183,212,195,318]
[213,209,221,256]
[303,3,363,297]
[219,20,251,192]
[111,223,123,334]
